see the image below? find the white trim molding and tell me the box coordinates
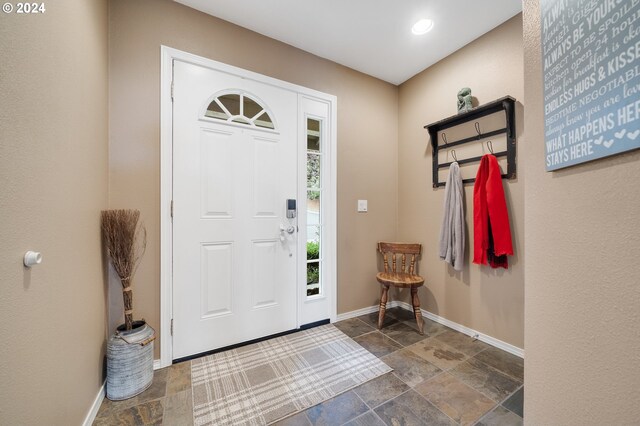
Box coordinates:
[336,302,524,359]
[336,304,381,322]
[82,382,105,426]
[160,46,174,369]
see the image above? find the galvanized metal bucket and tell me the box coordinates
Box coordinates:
[106,320,155,400]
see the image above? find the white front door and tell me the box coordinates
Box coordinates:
[172,60,298,359]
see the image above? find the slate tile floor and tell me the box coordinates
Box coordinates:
[94,307,524,425]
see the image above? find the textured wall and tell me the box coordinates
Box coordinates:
[0,1,109,424]
[108,0,399,358]
[523,1,640,424]
[397,16,525,348]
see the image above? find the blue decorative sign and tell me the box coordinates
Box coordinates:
[541,0,640,171]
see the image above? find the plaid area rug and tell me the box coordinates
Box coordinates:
[191,324,392,425]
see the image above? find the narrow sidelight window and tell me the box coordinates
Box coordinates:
[306,118,322,297]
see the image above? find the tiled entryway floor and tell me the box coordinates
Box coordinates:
[94,307,524,425]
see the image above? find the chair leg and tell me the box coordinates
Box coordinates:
[378,284,390,330]
[411,287,424,335]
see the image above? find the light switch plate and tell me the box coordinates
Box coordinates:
[357,199,368,212]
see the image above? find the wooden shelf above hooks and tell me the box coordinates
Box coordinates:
[424,96,517,188]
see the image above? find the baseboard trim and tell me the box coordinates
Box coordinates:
[337,302,524,359]
[82,381,105,426]
[335,304,383,321]
[84,360,162,425]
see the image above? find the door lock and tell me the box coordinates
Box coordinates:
[286,199,297,218]
[280,224,295,234]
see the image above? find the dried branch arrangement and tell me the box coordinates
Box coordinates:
[101,209,147,330]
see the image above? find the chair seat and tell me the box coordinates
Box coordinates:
[376,272,424,288]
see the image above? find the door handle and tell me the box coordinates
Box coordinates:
[280,224,295,234]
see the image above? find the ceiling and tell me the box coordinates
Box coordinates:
[175,0,522,85]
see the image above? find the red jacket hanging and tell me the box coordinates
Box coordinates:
[473,154,513,268]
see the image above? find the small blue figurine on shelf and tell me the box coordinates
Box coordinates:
[457,87,473,114]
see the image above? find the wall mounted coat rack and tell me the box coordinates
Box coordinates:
[425,96,516,188]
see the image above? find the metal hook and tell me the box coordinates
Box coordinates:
[451,149,458,162]
[487,140,494,154]
[442,132,448,145]
[474,122,481,136]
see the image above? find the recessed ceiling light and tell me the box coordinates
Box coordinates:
[412,19,434,35]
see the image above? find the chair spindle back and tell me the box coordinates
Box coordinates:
[378,242,422,275]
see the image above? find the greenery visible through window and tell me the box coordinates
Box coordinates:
[307,241,320,295]
[307,155,320,194]
[307,241,319,260]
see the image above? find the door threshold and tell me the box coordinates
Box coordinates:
[299,319,330,330]
[172,319,330,364]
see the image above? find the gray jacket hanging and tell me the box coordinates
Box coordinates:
[438,162,465,271]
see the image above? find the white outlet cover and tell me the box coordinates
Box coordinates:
[357,199,368,212]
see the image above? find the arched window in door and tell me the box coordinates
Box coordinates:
[204,92,275,129]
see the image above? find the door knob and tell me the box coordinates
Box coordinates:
[280,224,295,234]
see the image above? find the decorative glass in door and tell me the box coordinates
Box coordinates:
[306,118,322,297]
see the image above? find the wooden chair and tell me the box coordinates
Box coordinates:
[376,242,425,335]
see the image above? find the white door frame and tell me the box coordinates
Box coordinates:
[160,46,337,367]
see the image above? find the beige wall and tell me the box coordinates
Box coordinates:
[397,16,525,349]
[0,1,109,424]
[523,2,640,424]
[108,0,399,357]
